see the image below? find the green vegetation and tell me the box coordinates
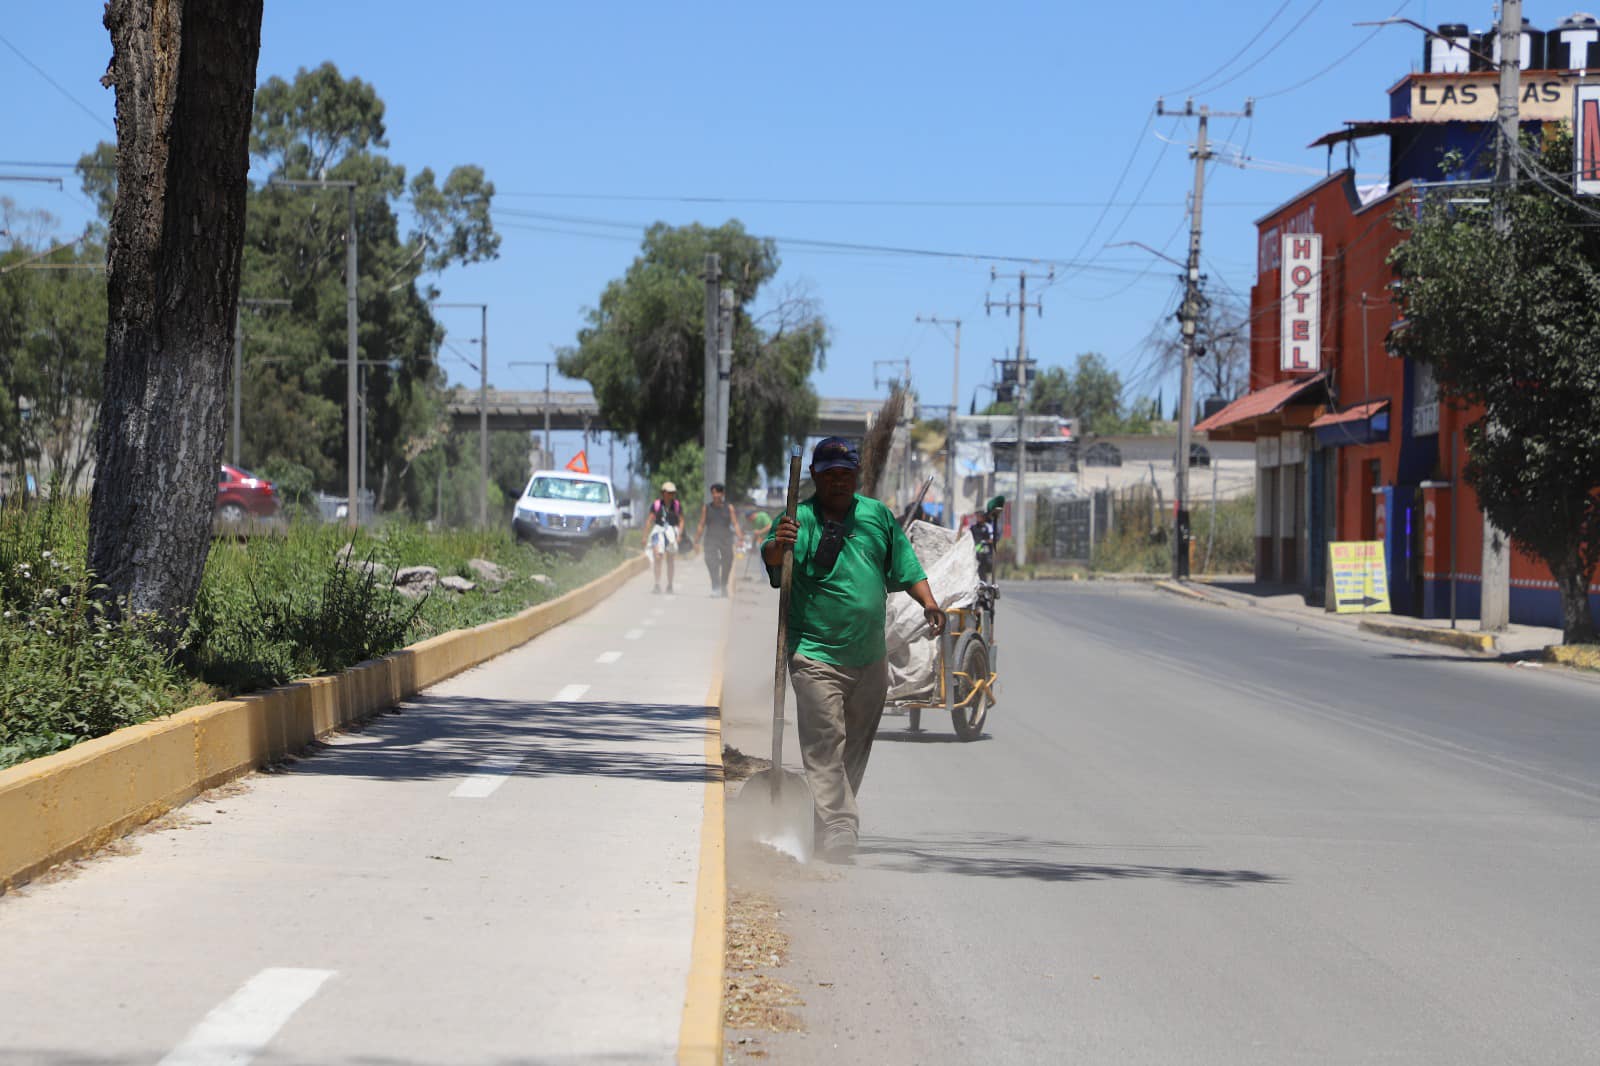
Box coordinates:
[1389,128,1600,643]
[0,496,624,771]
[558,220,827,497]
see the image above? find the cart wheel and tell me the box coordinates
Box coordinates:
[908,707,922,732]
[950,632,990,741]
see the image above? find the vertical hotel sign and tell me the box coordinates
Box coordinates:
[1576,84,1600,195]
[1280,233,1321,373]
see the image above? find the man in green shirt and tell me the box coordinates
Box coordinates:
[763,436,946,862]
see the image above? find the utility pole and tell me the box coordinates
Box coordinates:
[986,270,1048,567]
[873,358,914,505]
[714,287,734,488]
[1481,0,1521,632]
[702,254,721,503]
[435,302,490,527]
[509,360,556,466]
[916,315,962,528]
[1156,96,1252,579]
[270,178,359,527]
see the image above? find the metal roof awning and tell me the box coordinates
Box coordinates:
[1311,399,1390,448]
[1193,373,1329,442]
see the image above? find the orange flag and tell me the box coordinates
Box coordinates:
[565,451,589,473]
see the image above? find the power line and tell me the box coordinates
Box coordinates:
[1255,0,1414,100]
[492,188,1271,209]
[1161,0,1295,98]
[1194,0,1326,97]
[0,33,114,134]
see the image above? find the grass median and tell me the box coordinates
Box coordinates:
[0,495,626,771]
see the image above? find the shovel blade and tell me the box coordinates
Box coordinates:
[730,768,815,863]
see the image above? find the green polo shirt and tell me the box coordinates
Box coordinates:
[764,494,927,667]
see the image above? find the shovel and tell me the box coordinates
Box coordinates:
[729,446,815,862]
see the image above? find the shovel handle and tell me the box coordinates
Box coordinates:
[771,446,802,800]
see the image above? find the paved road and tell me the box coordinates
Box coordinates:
[0,564,726,1065]
[725,580,1600,1065]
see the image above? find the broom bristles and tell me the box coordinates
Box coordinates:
[858,387,905,500]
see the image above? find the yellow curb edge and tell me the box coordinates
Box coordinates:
[1544,643,1600,671]
[678,565,734,1065]
[1358,618,1496,654]
[0,554,649,893]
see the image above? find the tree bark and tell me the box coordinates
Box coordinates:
[89,0,264,618]
[1553,558,1599,646]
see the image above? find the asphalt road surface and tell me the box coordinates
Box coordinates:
[725,580,1600,1065]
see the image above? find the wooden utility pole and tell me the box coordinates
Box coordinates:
[1157,96,1252,579]
[1481,0,1521,631]
[986,270,1048,567]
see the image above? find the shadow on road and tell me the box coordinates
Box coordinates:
[855,832,1283,887]
[284,695,713,785]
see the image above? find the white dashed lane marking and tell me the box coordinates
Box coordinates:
[554,684,591,702]
[596,651,622,664]
[450,755,525,799]
[159,967,335,1066]
[624,628,645,640]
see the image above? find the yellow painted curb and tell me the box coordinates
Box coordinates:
[1358,618,1496,654]
[1545,644,1600,671]
[0,554,648,892]
[678,567,734,1065]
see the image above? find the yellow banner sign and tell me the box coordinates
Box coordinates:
[1330,541,1391,615]
[1409,73,1576,123]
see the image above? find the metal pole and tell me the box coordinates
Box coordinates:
[479,303,489,528]
[544,364,552,464]
[1015,272,1028,568]
[715,287,734,488]
[232,306,242,468]
[1480,0,1520,631]
[1174,109,1209,580]
[702,254,720,502]
[345,185,359,529]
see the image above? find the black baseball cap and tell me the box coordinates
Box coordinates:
[811,436,860,472]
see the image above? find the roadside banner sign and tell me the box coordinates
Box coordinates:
[1329,541,1391,614]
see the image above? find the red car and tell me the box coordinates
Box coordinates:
[215,464,279,522]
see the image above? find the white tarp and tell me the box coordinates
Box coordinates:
[886,520,980,702]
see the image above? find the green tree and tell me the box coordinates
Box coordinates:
[558,222,826,492]
[981,351,1124,433]
[1388,130,1600,643]
[76,63,501,518]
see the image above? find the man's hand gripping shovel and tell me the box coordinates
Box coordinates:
[729,446,815,862]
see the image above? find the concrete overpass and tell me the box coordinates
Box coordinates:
[446,390,898,439]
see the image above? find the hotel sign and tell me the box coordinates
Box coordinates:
[1577,84,1600,195]
[1280,233,1321,373]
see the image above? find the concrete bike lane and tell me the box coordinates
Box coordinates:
[0,558,731,1065]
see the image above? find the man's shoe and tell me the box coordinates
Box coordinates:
[819,830,857,865]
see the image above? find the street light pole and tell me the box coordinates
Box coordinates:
[270,178,359,528]
[509,360,558,466]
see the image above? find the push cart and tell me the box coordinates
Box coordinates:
[894,580,1000,741]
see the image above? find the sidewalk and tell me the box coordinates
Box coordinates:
[1156,576,1565,658]
[0,553,731,1064]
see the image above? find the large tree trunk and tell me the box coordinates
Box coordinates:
[89,0,264,618]
[1553,558,1599,646]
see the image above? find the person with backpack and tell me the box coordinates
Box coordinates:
[644,481,684,594]
[695,482,743,597]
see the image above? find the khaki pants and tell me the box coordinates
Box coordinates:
[789,654,889,841]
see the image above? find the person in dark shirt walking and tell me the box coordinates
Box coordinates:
[763,437,946,862]
[695,482,742,597]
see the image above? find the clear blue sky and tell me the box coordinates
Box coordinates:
[1,1,1529,474]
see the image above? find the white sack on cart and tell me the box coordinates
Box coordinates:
[886,520,980,702]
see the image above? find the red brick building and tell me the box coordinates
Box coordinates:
[1196,23,1600,627]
